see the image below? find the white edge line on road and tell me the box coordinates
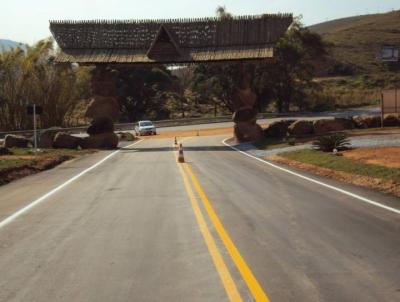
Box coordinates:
[222,138,400,215]
[0,139,143,230]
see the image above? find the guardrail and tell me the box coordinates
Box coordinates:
[0,111,328,139]
[0,115,240,139]
[0,111,317,139]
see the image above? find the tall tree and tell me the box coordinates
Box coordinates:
[0,38,90,130]
[254,19,327,112]
[191,62,243,113]
[115,66,177,121]
[190,17,327,114]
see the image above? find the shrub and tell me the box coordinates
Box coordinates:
[288,137,296,146]
[327,62,355,76]
[0,147,11,156]
[312,132,351,152]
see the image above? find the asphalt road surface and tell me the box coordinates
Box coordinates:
[0,135,399,302]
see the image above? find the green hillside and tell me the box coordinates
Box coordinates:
[310,10,400,75]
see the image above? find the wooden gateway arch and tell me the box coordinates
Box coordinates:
[50,14,293,144]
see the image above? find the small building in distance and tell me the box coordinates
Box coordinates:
[381,45,399,62]
[380,45,400,71]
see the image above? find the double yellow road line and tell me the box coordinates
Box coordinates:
[177,161,270,302]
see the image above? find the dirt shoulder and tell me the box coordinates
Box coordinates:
[0,149,95,186]
[343,147,400,169]
[268,148,400,198]
[146,127,233,139]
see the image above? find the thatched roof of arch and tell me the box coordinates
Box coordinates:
[50,14,293,65]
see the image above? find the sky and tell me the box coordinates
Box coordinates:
[1,0,400,44]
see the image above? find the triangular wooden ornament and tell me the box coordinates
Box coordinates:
[147,25,181,59]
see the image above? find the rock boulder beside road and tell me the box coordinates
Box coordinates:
[352,115,381,128]
[313,118,354,135]
[4,135,31,148]
[264,120,296,138]
[85,117,119,149]
[383,114,399,127]
[39,127,62,148]
[53,133,82,149]
[288,120,314,136]
[81,132,119,149]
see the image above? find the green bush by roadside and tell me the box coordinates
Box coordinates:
[312,132,350,152]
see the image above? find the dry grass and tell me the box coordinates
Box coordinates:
[312,10,400,74]
[343,147,400,169]
[268,148,400,197]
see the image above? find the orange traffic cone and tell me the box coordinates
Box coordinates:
[178,143,185,163]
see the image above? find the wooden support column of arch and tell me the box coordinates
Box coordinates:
[82,65,120,149]
[232,64,264,142]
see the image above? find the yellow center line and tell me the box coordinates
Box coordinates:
[177,163,243,302]
[183,163,271,302]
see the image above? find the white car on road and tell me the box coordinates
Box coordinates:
[135,120,157,136]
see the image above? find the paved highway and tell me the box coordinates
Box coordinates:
[0,135,399,302]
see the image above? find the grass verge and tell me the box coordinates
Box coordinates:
[255,128,400,151]
[270,149,400,197]
[280,150,400,184]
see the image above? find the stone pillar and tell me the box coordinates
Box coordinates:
[231,65,264,142]
[83,66,120,149]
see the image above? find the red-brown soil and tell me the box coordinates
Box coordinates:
[343,147,400,169]
[268,148,400,197]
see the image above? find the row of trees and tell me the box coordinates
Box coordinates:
[0,39,90,131]
[115,66,182,122]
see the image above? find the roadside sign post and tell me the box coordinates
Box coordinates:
[33,104,37,154]
[27,104,43,155]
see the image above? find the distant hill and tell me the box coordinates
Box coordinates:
[309,10,400,75]
[0,39,26,52]
[309,14,380,35]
